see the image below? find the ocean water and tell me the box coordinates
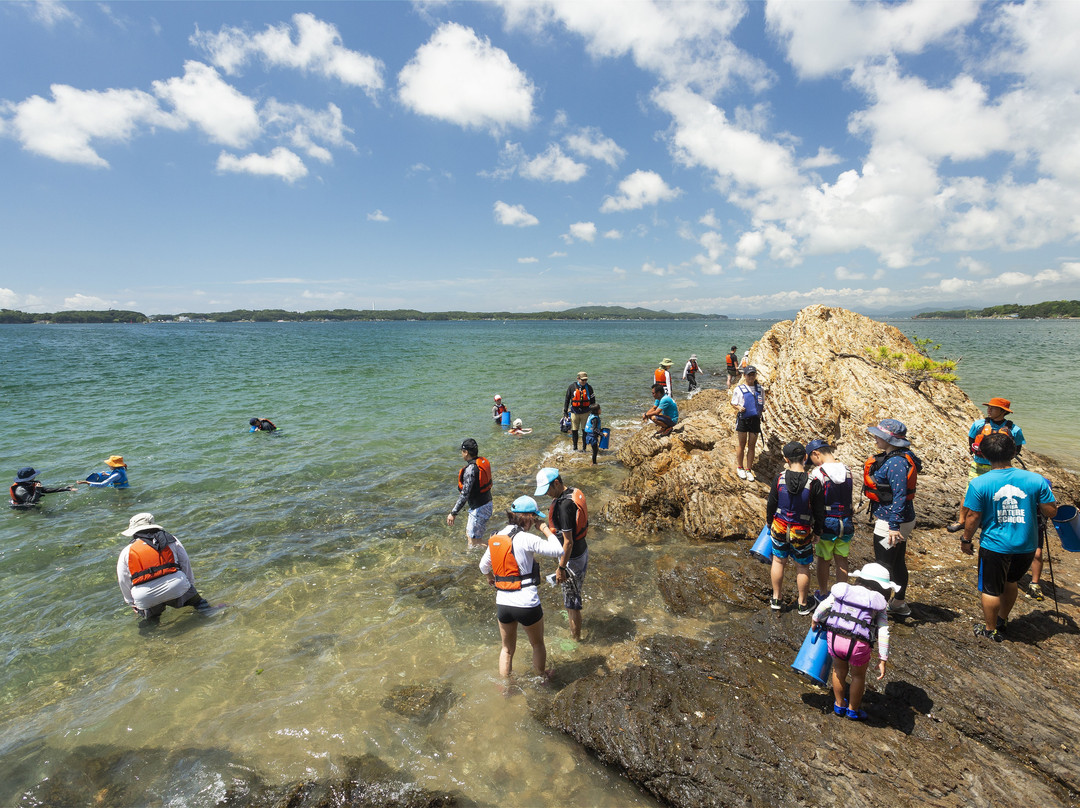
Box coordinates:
[1,318,1077,805]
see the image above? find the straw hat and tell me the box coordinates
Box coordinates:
[104,455,127,468]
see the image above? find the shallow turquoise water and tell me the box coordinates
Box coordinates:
[1,318,1076,805]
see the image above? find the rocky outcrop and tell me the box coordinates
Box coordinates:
[605,305,1080,538]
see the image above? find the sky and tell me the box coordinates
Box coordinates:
[2,0,1080,316]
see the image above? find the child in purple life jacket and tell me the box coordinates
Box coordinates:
[811,562,898,721]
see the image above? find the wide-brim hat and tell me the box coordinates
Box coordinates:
[849,562,901,593]
[512,419,523,428]
[535,467,560,496]
[660,358,673,367]
[867,419,910,448]
[121,512,163,537]
[689,354,697,360]
[105,455,127,468]
[983,397,1012,413]
[14,467,39,483]
[510,495,545,518]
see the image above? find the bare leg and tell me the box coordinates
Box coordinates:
[770,556,786,600]
[796,563,811,604]
[847,663,870,710]
[831,656,849,709]
[498,620,517,677]
[980,592,1001,631]
[568,609,582,641]
[1030,546,1043,585]
[746,432,759,472]
[836,555,849,584]
[999,581,1020,622]
[522,617,548,676]
[816,555,830,593]
[735,431,747,470]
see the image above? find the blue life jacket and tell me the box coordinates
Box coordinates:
[775,474,812,529]
[738,383,763,417]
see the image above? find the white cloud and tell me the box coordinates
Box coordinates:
[766,0,980,79]
[367,209,389,222]
[564,126,626,167]
[835,266,866,281]
[603,229,622,239]
[398,22,534,132]
[563,221,597,243]
[64,293,113,310]
[800,147,842,169]
[0,288,45,310]
[3,84,179,166]
[549,251,567,258]
[520,144,587,182]
[27,0,79,28]
[261,100,353,163]
[191,13,384,93]
[216,147,308,182]
[612,267,627,278]
[493,200,539,227]
[517,256,539,263]
[958,256,989,275]
[153,61,260,148]
[642,261,673,276]
[734,230,765,271]
[600,169,681,212]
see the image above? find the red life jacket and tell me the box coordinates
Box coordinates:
[128,538,180,586]
[488,527,540,591]
[688,360,699,374]
[458,457,492,494]
[862,450,918,505]
[548,487,588,543]
[970,419,1014,458]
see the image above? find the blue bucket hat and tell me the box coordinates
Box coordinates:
[510,495,545,517]
[534,467,560,496]
[14,467,38,483]
[867,419,910,448]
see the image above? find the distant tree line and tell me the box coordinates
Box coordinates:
[915,300,1080,319]
[1,305,727,324]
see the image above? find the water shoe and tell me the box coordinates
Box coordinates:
[833,699,848,717]
[845,708,868,721]
[973,626,1004,642]
[1027,583,1044,601]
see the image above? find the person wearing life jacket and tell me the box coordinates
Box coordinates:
[535,467,589,641]
[9,466,76,508]
[960,432,1057,642]
[731,365,765,481]
[725,345,739,389]
[249,417,277,432]
[116,512,215,626]
[806,439,855,596]
[507,418,532,436]
[479,496,564,678]
[491,395,509,422]
[947,397,1026,533]
[447,438,493,550]
[811,563,898,721]
[563,371,597,452]
[863,419,922,618]
[653,359,674,397]
[766,442,825,615]
[682,354,701,392]
[78,455,130,489]
[583,404,603,464]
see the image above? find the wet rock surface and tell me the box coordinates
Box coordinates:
[382,683,456,725]
[545,306,1080,807]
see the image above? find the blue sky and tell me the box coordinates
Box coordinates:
[2,0,1079,316]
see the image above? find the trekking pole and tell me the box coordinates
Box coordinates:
[1041,515,1061,620]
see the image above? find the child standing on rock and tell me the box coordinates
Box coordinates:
[811,563,897,721]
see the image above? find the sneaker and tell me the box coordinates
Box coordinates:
[746,470,756,482]
[887,601,911,617]
[736,467,747,479]
[845,708,868,721]
[946,522,963,533]
[974,626,1003,642]
[797,600,815,616]
[1027,583,1044,601]
[769,597,782,611]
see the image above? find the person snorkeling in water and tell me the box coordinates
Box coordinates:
[249,418,277,432]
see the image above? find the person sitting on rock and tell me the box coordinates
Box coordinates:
[766,442,824,615]
[811,562,898,721]
[806,439,855,596]
[643,383,678,438]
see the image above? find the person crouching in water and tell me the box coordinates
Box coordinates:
[811,562,898,721]
[479,496,565,679]
[79,455,129,488]
[10,467,76,507]
[766,441,824,614]
[117,513,214,626]
[806,439,855,595]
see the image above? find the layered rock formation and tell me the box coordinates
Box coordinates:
[605,305,1080,536]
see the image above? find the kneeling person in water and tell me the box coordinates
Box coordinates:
[117,513,217,626]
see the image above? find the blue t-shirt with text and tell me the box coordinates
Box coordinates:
[963,468,1054,554]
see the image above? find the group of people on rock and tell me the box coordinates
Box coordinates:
[766,395,1060,720]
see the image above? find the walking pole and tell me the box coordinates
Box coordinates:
[1040,514,1061,620]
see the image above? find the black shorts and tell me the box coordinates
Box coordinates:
[497,603,543,626]
[736,415,761,434]
[978,548,1036,597]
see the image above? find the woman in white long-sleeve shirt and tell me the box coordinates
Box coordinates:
[479,495,565,678]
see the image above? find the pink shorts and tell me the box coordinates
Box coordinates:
[827,633,872,667]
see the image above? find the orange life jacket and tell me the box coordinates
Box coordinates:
[488,527,540,591]
[548,487,588,543]
[688,360,699,373]
[970,419,1014,458]
[128,537,181,586]
[654,368,669,387]
[862,450,918,505]
[458,457,492,494]
[726,353,737,370]
[10,482,34,506]
[570,385,591,409]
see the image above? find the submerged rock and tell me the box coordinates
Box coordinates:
[605,305,1080,538]
[382,683,456,726]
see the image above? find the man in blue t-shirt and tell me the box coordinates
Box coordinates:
[642,382,679,437]
[961,432,1056,642]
